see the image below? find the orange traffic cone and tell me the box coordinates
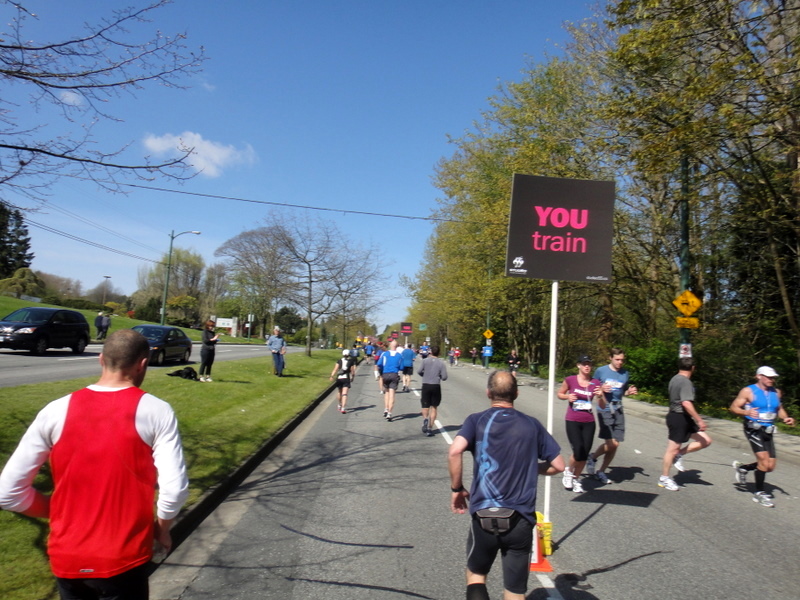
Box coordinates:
[529,522,553,572]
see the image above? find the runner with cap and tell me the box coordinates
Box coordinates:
[730,365,796,507]
[557,355,602,493]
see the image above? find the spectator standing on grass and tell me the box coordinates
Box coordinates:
[100,313,111,339]
[266,326,287,377]
[94,312,104,340]
[0,329,189,600]
[730,366,795,507]
[448,370,563,600]
[658,357,712,491]
[198,319,219,383]
[417,345,448,437]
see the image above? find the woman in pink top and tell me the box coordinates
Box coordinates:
[557,355,602,493]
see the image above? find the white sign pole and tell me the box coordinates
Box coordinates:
[543,280,559,523]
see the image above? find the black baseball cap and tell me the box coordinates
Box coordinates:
[577,355,593,364]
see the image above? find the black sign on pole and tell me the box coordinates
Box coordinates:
[505,174,615,283]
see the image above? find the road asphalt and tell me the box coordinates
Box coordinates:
[149,361,800,599]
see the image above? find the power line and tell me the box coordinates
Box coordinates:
[24,218,160,264]
[119,182,472,224]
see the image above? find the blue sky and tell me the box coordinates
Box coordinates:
[12,0,595,330]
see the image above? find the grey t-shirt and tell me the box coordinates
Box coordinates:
[417,356,448,385]
[668,373,694,413]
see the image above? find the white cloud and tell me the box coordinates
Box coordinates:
[143,131,256,177]
[60,91,83,106]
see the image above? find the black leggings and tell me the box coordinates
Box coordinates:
[566,419,596,462]
[199,348,215,376]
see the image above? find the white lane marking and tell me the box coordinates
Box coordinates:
[535,574,565,600]
[58,356,98,361]
[434,419,453,444]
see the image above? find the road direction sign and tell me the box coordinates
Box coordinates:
[676,317,700,329]
[673,290,702,316]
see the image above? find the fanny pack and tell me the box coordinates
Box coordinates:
[475,507,519,534]
[746,419,776,434]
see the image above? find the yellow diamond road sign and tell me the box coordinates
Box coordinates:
[484,329,494,338]
[673,290,702,317]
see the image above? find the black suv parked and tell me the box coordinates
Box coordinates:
[0,307,91,355]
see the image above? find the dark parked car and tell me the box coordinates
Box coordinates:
[132,325,192,366]
[0,307,91,355]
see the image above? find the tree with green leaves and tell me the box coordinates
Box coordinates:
[0,203,34,278]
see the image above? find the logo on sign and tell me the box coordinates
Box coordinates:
[509,256,527,274]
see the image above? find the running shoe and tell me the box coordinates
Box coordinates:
[340,407,346,414]
[426,430,434,437]
[732,460,747,485]
[206,377,213,382]
[562,468,574,490]
[673,453,686,472]
[572,480,584,493]
[586,455,596,475]
[422,418,429,434]
[385,412,392,421]
[595,471,609,485]
[658,476,679,491]
[383,409,389,418]
[337,404,342,412]
[753,491,775,507]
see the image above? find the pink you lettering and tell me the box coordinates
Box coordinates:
[531,206,588,253]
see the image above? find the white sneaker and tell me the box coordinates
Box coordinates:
[753,491,774,507]
[658,476,679,491]
[586,455,596,475]
[562,468,574,490]
[206,377,213,382]
[732,461,747,485]
[595,471,609,484]
[572,480,584,493]
[337,404,342,412]
[673,453,686,472]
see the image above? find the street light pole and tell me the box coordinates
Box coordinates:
[102,275,111,307]
[160,229,201,325]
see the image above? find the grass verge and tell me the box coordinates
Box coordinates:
[0,350,339,600]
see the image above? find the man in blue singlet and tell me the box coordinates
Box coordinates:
[730,366,795,507]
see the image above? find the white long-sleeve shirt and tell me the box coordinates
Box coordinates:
[0,385,189,520]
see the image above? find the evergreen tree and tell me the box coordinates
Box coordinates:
[0,204,34,278]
